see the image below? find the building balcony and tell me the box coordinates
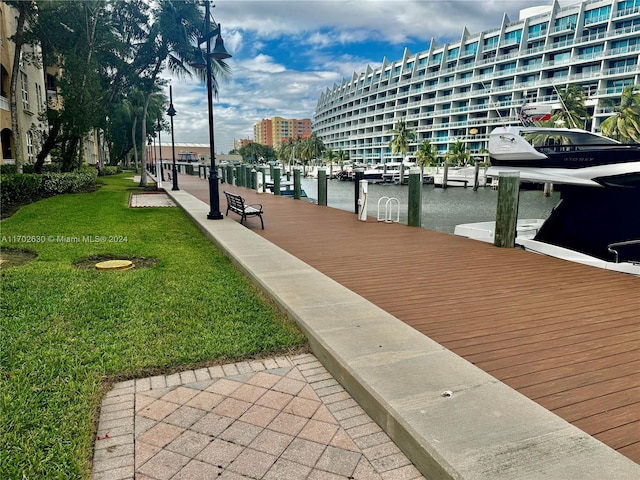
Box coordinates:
[0,95,8,111]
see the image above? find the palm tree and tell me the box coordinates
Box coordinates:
[600,84,640,143]
[277,140,291,166]
[415,139,438,176]
[446,140,470,166]
[552,84,590,129]
[388,120,416,184]
[138,0,231,186]
[295,134,324,176]
[324,148,335,177]
[298,138,311,175]
[336,148,348,169]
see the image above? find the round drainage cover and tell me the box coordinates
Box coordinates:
[95,260,134,270]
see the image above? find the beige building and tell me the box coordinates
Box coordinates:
[233,138,253,151]
[0,1,48,167]
[148,142,241,164]
[253,117,312,150]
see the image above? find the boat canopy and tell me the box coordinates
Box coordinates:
[488,126,619,162]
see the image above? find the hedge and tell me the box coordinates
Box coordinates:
[99,166,121,176]
[0,168,98,214]
[0,174,43,210]
[41,168,98,195]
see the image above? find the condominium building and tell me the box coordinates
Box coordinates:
[0,1,48,166]
[313,0,640,164]
[253,116,312,150]
[234,138,253,151]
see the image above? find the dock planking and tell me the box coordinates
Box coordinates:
[179,176,640,463]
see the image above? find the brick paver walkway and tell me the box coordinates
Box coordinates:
[92,354,425,480]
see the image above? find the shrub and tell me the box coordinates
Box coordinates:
[0,164,17,174]
[41,163,63,173]
[41,168,98,195]
[100,166,120,176]
[0,174,43,210]
[1,169,98,214]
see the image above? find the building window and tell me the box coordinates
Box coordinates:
[617,0,640,13]
[26,131,34,162]
[464,42,478,55]
[484,36,499,49]
[21,72,29,111]
[554,14,577,31]
[584,5,611,25]
[35,83,43,113]
[528,23,548,39]
[504,30,522,45]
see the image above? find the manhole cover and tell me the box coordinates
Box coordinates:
[95,259,134,270]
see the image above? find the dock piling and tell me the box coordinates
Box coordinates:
[354,168,364,214]
[408,168,422,227]
[494,171,520,248]
[294,168,302,200]
[273,166,281,195]
[318,168,327,206]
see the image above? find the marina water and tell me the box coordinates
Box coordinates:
[300,178,560,234]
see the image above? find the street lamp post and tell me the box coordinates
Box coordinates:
[156,118,165,182]
[147,137,153,175]
[151,135,157,175]
[167,85,179,191]
[191,0,231,219]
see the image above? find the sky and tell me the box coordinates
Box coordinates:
[162,0,581,153]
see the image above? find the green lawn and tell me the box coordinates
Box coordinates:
[0,175,306,479]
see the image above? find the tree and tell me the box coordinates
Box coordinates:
[336,148,349,169]
[134,0,202,185]
[415,139,438,175]
[6,1,36,173]
[299,134,325,176]
[324,148,335,177]
[388,121,416,184]
[239,142,275,163]
[277,140,291,165]
[552,84,590,129]
[31,0,114,172]
[446,140,470,166]
[600,84,640,143]
[278,137,302,170]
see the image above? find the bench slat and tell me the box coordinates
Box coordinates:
[224,191,264,229]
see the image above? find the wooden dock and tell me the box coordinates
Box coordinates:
[178,175,640,464]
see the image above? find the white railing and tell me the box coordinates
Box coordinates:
[0,96,9,111]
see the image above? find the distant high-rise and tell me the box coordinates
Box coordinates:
[253,117,312,150]
[313,0,640,163]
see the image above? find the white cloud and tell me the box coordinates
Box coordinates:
[161,1,572,153]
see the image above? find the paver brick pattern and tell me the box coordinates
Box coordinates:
[92,354,425,480]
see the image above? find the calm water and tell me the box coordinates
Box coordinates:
[300,178,560,234]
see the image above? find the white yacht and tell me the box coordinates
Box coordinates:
[455,126,640,275]
[433,166,487,188]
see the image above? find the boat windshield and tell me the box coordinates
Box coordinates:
[521,129,619,147]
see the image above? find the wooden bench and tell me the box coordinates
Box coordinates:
[223,191,264,229]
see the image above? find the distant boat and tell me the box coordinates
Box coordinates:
[265,181,307,198]
[433,166,486,188]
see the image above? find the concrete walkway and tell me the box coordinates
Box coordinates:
[93,179,639,479]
